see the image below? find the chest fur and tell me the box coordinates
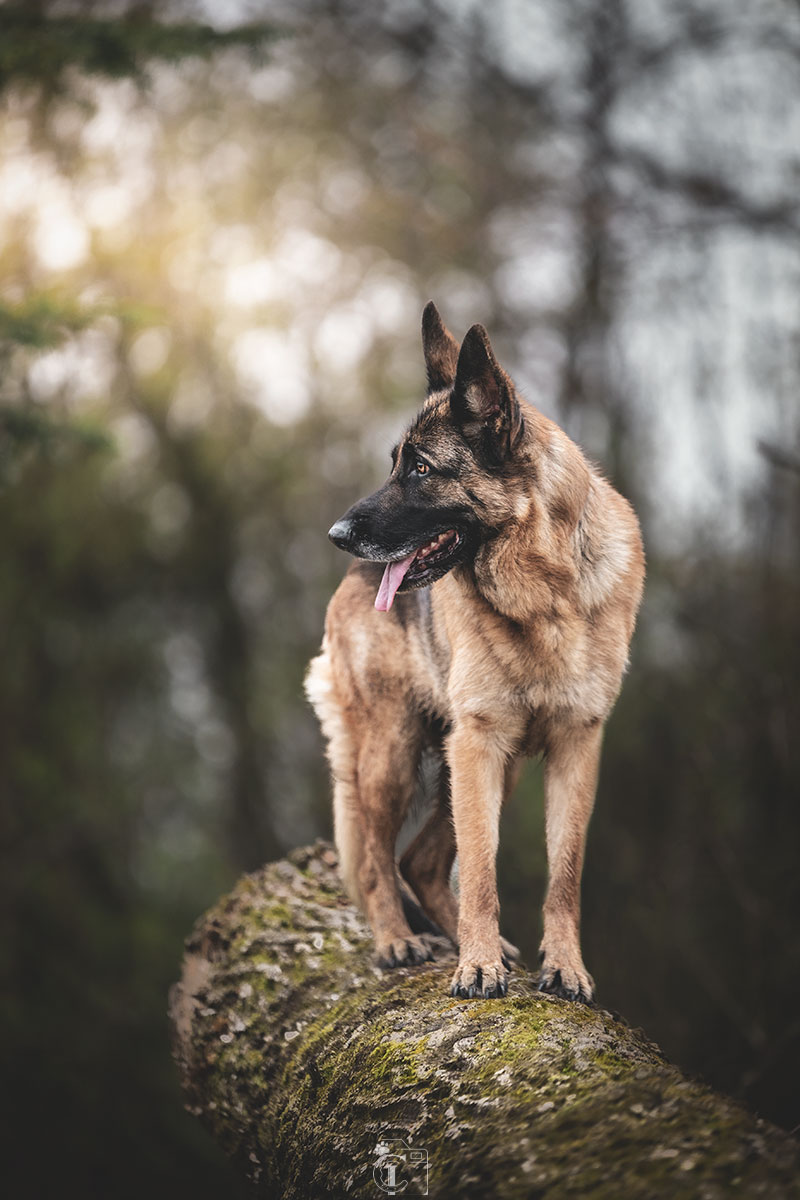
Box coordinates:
[425,579,619,735]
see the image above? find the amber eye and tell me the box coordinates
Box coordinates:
[415,460,430,476]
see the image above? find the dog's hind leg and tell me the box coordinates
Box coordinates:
[399,761,458,943]
[333,711,435,968]
[400,757,522,963]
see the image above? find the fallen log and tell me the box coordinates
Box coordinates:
[169,840,799,1198]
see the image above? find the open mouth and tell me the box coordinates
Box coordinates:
[374,529,462,612]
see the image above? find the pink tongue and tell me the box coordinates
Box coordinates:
[374,551,417,612]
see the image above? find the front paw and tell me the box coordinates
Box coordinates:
[375,933,435,969]
[537,950,594,1004]
[450,958,508,999]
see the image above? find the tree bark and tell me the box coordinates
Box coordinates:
[169,841,799,1198]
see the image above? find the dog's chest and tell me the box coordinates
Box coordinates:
[513,624,605,726]
[432,587,606,728]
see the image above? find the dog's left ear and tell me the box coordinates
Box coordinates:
[452,324,523,459]
[422,301,460,393]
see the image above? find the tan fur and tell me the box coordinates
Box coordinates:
[306,308,644,1000]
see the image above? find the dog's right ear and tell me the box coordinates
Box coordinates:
[421,301,460,393]
[451,323,522,462]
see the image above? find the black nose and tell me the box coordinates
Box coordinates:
[328,517,354,550]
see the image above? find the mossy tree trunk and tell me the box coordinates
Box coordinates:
[169,842,799,1198]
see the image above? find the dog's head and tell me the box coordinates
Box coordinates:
[328,302,526,611]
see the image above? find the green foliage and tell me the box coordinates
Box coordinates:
[0,403,110,483]
[0,293,160,347]
[0,295,148,476]
[0,6,282,89]
[0,292,99,346]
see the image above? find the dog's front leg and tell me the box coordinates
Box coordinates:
[538,721,603,1003]
[447,716,516,999]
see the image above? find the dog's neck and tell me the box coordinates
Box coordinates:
[464,420,633,624]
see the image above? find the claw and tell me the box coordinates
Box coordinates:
[538,960,594,1005]
[376,934,437,970]
[450,958,509,1000]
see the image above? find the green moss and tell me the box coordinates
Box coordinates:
[592,1047,633,1077]
[173,845,800,1199]
[263,900,293,927]
[365,1037,419,1087]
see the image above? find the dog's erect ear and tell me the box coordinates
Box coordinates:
[421,301,460,393]
[451,324,522,459]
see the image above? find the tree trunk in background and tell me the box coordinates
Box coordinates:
[169,842,799,1198]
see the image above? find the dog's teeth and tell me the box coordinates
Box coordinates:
[416,530,457,561]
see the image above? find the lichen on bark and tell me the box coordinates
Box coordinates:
[169,841,800,1198]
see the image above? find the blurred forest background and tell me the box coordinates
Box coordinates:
[1,0,798,1195]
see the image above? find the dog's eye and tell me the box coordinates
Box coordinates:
[415,461,430,476]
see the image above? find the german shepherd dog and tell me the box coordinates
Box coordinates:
[306,303,644,1001]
